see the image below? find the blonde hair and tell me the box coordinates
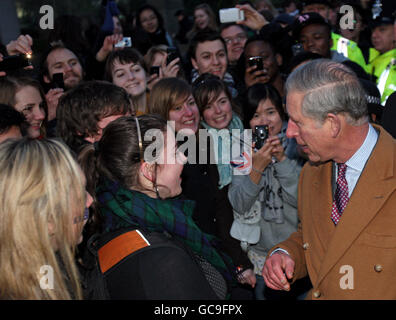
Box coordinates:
[144,44,168,70]
[0,138,85,299]
[192,4,218,33]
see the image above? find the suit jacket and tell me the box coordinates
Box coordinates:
[270,125,396,299]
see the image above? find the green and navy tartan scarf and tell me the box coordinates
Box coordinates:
[96,177,234,283]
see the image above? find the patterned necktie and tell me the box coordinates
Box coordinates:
[331,163,349,225]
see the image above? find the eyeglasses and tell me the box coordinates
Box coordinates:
[73,207,89,224]
[223,34,247,45]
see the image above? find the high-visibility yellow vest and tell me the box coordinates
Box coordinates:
[367,49,396,105]
[331,33,368,71]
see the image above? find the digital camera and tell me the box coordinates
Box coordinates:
[253,125,269,149]
[114,37,132,48]
[219,8,245,23]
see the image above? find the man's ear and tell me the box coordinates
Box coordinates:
[191,57,198,71]
[326,113,341,138]
[275,53,283,67]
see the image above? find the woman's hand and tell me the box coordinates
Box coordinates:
[238,269,257,288]
[96,34,123,62]
[250,138,273,184]
[162,56,180,78]
[146,73,159,91]
[268,136,286,162]
[252,138,273,172]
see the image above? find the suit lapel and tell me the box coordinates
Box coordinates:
[315,127,396,286]
[309,162,334,237]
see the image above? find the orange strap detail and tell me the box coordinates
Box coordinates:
[98,230,150,273]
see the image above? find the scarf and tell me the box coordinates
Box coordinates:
[96,178,234,282]
[201,114,244,189]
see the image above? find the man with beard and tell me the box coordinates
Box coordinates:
[40,41,85,136]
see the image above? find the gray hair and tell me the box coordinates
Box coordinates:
[286,59,368,125]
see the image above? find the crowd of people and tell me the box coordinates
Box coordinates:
[0,0,395,300]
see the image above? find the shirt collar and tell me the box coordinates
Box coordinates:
[345,123,378,173]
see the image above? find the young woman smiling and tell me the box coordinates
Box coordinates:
[104,48,152,116]
[0,77,46,139]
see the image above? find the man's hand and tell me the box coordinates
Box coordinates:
[262,251,295,291]
[244,64,270,88]
[236,4,268,31]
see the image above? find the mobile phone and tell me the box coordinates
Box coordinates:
[0,54,32,71]
[52,72,64,89]
[292,43,304,56]
[150,66,160,76]
[114,37,132,48]
[166,47,178,65]
[248,56,264,71]
[253,125,269,150]
[219,8,245,23]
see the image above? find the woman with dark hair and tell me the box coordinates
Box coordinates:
[149,78,256,296]
[132,4,177,55]
[228,83,305,300]
[104,48,151,115]
[79,115,234,299]
[192,73,244,191]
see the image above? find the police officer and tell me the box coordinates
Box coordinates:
[367,9,396,105]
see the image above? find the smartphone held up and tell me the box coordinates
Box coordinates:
[166,47,178,65]
[52,73,65,89]
[219,8,245,23]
